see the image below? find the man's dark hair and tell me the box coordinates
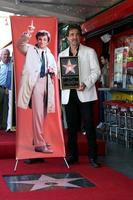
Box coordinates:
[101,53,110,61]
[36,30,50,42]
[66,24,82,36]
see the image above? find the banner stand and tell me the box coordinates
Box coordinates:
[64,157,69,168]
[11,16,66,165]
[14,158,69,172]
[14,159,19,172]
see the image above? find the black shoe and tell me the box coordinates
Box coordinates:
[89,159,100,168]
[6,129,11,132]
[66,156,78,165]
[24,158,44,164]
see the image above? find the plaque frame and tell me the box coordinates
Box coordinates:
[60,56,80,89]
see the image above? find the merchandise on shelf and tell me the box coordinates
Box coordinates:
[113,35,133,89]
[113,46,129,88]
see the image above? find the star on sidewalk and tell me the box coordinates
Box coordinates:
[63,59,77,74]
[10,174,84,191]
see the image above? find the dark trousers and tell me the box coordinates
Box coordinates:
[0,87,9,129]
[65,90,97,160]
[98,91,105,123]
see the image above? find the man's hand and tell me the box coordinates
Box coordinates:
[27,20,35,36]
[77,83,86,91]
[48,67,55,79]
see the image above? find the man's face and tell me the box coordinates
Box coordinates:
[37,35,49,49]
[100,56,106,65]
[67,28,80,47]
[1,50,10,64]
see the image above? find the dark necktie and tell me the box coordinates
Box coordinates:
[40,51,45,78]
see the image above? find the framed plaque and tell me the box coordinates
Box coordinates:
[60,56,80,89]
